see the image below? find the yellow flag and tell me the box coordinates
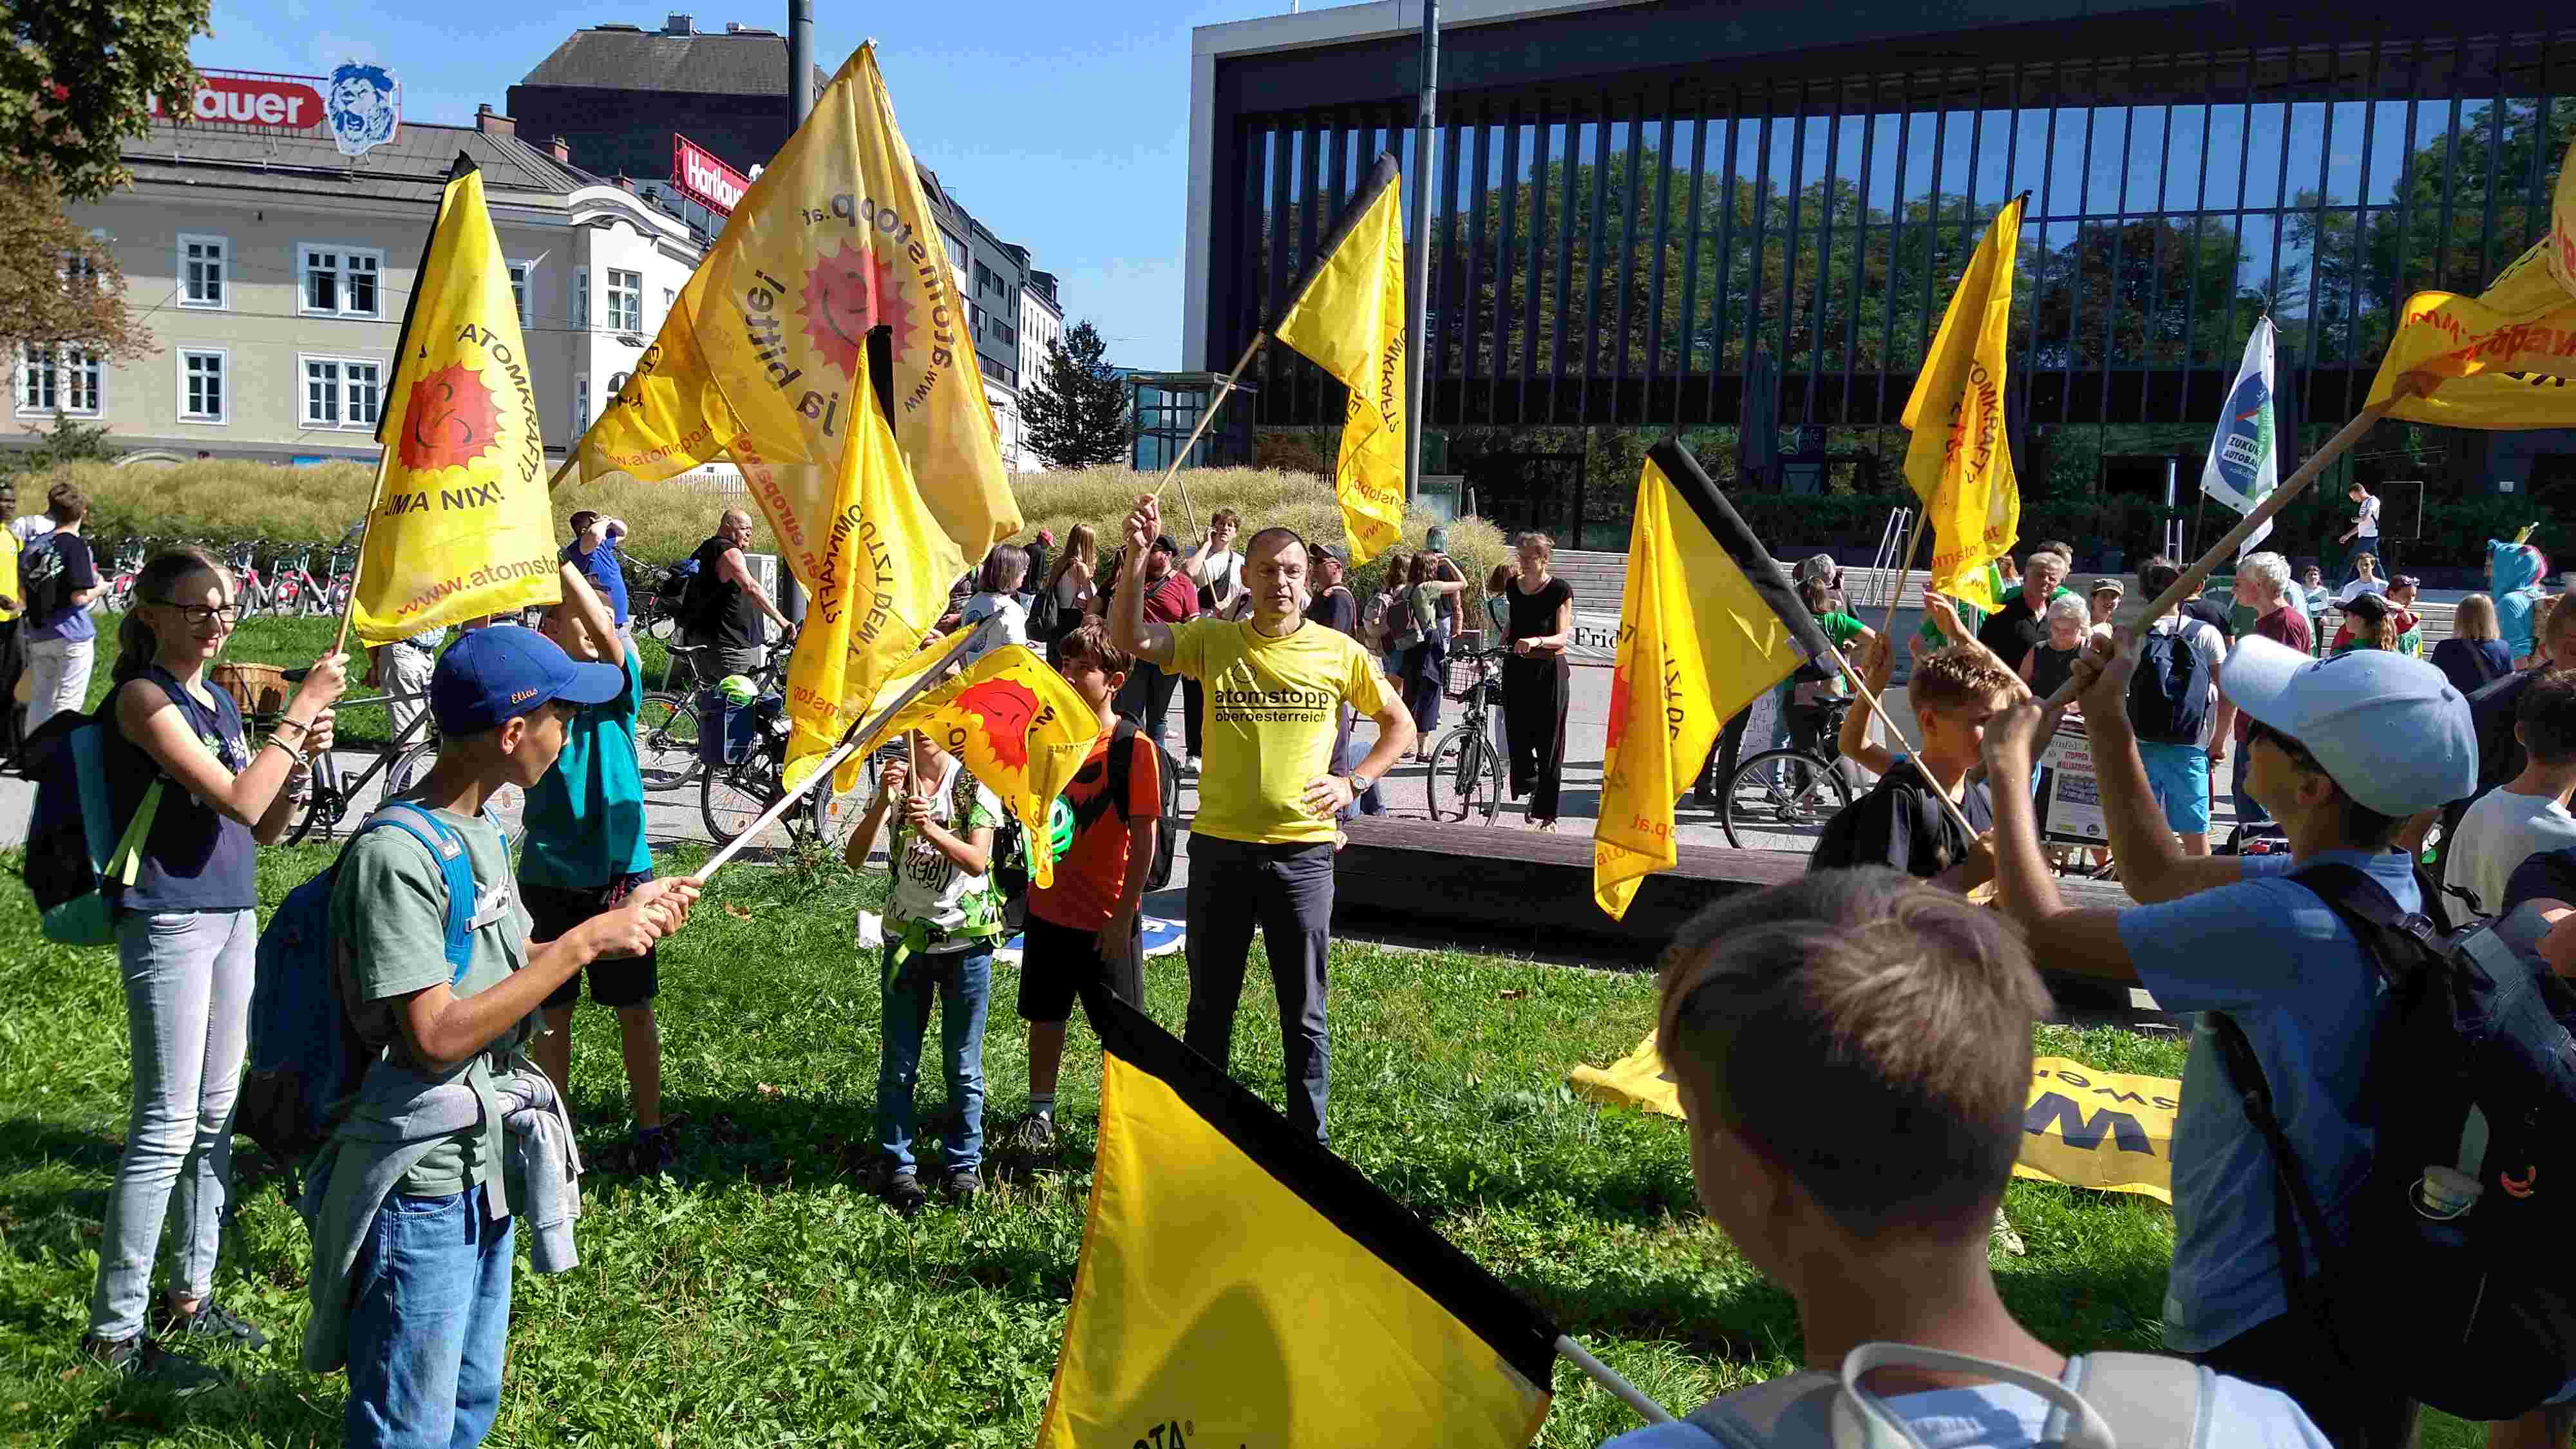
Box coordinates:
[1038,989,1557,1449]
[2552,131,2576,299]
[779,337,963,797]
[853,644,1096,889]
[2365,238,2576,428]
[347,160,561,643]
[574,43,1021,560]
[1900,196,2025,612]
[1595,442,1833,920]
[1271,155,1407,565]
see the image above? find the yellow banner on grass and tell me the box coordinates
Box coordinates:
[1901,196,2025,612]
[1271,155,1408,566]
[779,337,963,797]
[573,43,1021,560]
[1039,990,1557,1449]
[855,644,1095,889]
[1595,442,1831,919]
[1570,1036,2179,1202]
[349,159,560,643]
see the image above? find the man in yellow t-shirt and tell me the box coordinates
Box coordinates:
[1109,493,1414,1142]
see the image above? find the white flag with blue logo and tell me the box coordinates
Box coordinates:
[2200,317,2277,557]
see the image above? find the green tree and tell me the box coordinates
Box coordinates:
[0,177,151,361]
[1022,320,1129,470]
[0,0,211,200]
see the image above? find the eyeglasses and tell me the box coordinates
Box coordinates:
[148,600,240,627]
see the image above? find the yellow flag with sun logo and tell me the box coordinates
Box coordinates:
[855,643,1097,889]
[348,156,561,645]
[1595,442,1833,920]
[1900,195,2023,612]
[571,42,1021,568]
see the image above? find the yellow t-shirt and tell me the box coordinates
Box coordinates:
[0,529,20,622]
[1168,616,1396,845]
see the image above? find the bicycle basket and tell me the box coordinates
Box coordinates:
[1443,654,1486,703]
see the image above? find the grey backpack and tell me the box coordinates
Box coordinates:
[1683,1343,2210,1448]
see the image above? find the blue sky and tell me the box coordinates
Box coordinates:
[194,0,1294,368]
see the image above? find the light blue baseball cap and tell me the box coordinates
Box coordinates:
[2219,634,2476,817]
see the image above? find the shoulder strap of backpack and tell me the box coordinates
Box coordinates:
[2206,1002,2351,1371]
[2061,1353,2207,1449]
[1106,716,1138,824]
[354,804,478,983]
[2287,860,2442,992]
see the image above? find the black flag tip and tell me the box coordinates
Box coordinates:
[448,152,480,181]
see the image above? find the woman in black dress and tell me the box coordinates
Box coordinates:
[1501,532,1575,830]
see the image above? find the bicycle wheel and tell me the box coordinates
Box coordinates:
[282,753,343,846]
[1425,723,1504,824]
[807,769,868,852]
[634,691,701,790]
[1718,748,1853,851]
[702,752,793,849]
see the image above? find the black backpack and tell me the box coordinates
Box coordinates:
[2127,621,2214,745]
[1026,578,1064,648]
[1069,717,1180,894]
[2213,863,2576,1419]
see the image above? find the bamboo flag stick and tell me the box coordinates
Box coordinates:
[2041,397,2397,710]
[1150,333,1267,504]
[1555,1335,1675,1425]
[685,614,1001,886]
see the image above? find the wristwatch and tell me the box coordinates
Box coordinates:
[1350,772,1375,795]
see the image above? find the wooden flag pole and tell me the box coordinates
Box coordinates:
[1555,1335,1674,1425]
[2041,395,2398,709]
[1150,333,1267,504]
[545,455,579,491]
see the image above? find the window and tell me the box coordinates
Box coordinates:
[299,245,383,317]
[179,349,227,423]
[17,345,102,415]
[574,374,590,435]
[662,287,677,323]
[607,269,642,333]
[941,230,967,272]
[301,356,382,428]
[180,234,229,309]
[507,261,533,325]
[572,270,589,329]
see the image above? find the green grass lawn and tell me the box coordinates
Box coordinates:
[0,842,2486,1445]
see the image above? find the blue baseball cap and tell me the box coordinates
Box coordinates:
[2219,634,2475,817]
[429,625,626,735]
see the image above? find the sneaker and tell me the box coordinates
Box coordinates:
[1990,1208,2027,1258]
[1010,1112,1057,1153]
[882,1168,927,1218]
[940,1166,981,1202]
[162,1300,269,1350]
[630,1126,676,1176]
[84,1334,225,1394]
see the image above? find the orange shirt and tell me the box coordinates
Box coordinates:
[1029,725,1162,932]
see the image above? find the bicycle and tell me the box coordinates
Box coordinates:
[256,676,524,844]
[98,538,150,614]
[222,542,272,616]
[269,548,334,618]
[1715,698,1855,851]
[1423,647,1508,824]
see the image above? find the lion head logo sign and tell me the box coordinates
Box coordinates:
[325,63,400,158]
[799,242,917,379]
[397,363,500,473]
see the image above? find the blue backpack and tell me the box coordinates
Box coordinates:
[236,804,489,1177]
[21,706,165,947]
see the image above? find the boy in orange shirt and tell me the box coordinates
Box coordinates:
[1010,621,1161,1151]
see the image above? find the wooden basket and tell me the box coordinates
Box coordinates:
[212,662,291,721]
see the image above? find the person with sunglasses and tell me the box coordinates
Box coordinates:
[83,549,348,1387]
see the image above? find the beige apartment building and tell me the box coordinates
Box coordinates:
[33,105,712,469]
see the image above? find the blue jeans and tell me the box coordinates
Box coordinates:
[875,944,992,1173]
[345,1185,513,1449]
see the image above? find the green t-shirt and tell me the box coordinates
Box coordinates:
[520,652,652,889]
[334,804,535,1196]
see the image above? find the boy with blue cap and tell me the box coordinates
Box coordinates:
[1978,629,2476,1448]
[310,625,698,1448]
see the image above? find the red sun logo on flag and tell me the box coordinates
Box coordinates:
[397,363,501,473]
[1605,663,1633,754]
[956,677,1041,772]
[800,242,918,379]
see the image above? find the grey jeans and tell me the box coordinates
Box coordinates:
[88,909,254,1341]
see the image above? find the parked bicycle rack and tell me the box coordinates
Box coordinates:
[1862,507,1915,612]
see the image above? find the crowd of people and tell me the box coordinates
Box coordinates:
[38,479,2576,1447]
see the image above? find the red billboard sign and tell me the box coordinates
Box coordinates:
[154,72,326,128]
[148,66,402,156]
[672,133,751,216]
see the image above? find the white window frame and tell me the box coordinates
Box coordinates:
[298,244,385,319]
[571,270,589,330]
[299,354,384,430]
[16,344,104,417]
[177,347,229,424]
[573,374,590,435]
[606,269,643,334]
[507,260,534,327]
[178,233,230,310]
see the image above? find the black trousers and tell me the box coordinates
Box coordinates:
[1501,654,1570,823]
[0,618,22,762]
[1183,837,1335,1143]
[1182,677,1206,757]
[2184,1312,2418,1449]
